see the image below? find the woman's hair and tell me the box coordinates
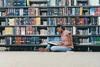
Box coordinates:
[56,25,65,30]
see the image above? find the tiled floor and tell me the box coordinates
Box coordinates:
[0,52,100,67]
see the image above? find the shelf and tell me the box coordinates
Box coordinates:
[29,0,48,3]
[66,5,100,8]
[0,15,99,18]
[75,45,100,47]
[0,25,57,27]
[73,35,91,37]
[0,6,99,9]
[0,35,60,37]
[0,35,100,37]
[73,35,100,37]
[0,6,65,9]
[0,25,100,27]
[0,44,47,47]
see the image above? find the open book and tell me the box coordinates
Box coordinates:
[48,41,61,46]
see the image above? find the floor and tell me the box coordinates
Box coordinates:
[0,52,100,67]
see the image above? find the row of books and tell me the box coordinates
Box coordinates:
[74,37,100,45]
[0,8,100,17]
[0,7,100,17]
[49,0,99,6]
[95,37,100,45]
[0,8,41,16]
[0,27,57,35]
[0,36,62,45]
[48,17,100,25]
[0,18,41,26]
[0,36,100,45]
[1,26,100,36]
[73,27,100,35]
[0,17,99,26]
[30,0,47,7]
[48,7,100,16]
[0,37,40,45]
[0,0,30,7]
[0,0,99,7]
[0,0,48,7]
[8,18,41,25]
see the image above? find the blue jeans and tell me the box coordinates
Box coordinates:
[46,45,72,52]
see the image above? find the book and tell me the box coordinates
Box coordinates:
[96,37,100,45]
[73,26,76,35]
[4,27,13,35]
[48,41,61,46]
[35,17,41,25]
[79,18,84,25]
[19,9,24,16]
[90,8,95,15]
[0,0,3,7]
[15,27,20,35]
[4,0,14,7]
[98,17,100,25]
[50,0,56,6]
[20,27,25,35]
[16,37,21,45]
[15,0,26,6]
[40,29,47,35]
[80,7,83,16]
[74,0,77,6]
[26,0,30,6]
[23,8,28,16]
[72,8,75,15]
[21,37,25,44]
[0,38,6,45]
[6,37,12,45]
[8,18,16,26]
[95,8,100,16]
[26,26,33,35]
[35,37,40,44]
[89,0,99,6]
[15,9,20,16]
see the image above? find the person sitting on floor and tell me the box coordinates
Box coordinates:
[39,25,74,52]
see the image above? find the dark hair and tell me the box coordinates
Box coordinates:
[56,25,65,30]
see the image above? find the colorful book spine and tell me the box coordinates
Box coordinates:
[90,8,95,15]
[15,27,20,35]
[35,17,41,25]
[80,7,83,16]
[21,27,26,35]
[16,37,21,45]
[26,26,33,35]
[19,9,24,16]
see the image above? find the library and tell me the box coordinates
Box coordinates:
[0,0,100,67]
[0,0,100,52]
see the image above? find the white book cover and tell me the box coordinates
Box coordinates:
[20,9,23,16]
[0,12,1,16]
[8,18,15,25]
[98,17,100,25]
[21,27,25,35]
[74,0,77,6]
[73,26,76,35]
[68,0,71,6]
[89,0,99,5]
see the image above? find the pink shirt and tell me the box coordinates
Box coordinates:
[61,30,73,48]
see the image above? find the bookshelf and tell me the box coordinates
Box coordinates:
[0,0,100,51]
